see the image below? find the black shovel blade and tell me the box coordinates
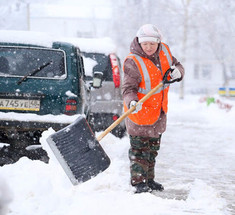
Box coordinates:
[46,116,111,185]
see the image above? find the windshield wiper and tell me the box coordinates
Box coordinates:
[17,61,52,85]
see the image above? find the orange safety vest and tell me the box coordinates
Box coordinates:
[124,43,173,125]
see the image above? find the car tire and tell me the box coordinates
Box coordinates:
[111,126,126,138]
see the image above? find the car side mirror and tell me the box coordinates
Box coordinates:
[92,71,103,88]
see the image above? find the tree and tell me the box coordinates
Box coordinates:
[201,0,235,86]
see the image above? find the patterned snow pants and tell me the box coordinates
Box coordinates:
[129,135,162,185]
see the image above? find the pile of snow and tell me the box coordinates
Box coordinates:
[0,112,80,124]
[1,93,234,215]
[0,175,13,215]
[60,37,117,55]
[0,30,117,56]
[82,57,98,77]
[0,30,54,47]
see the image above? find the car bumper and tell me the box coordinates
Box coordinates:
[0,112,80,132]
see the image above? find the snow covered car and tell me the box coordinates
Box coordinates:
[0,31,91,148]
[62,37,126,138]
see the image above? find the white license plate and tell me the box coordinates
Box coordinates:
[0,98,40,111]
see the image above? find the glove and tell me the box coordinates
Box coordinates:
[130,100,142,114]
[170,66,181,80]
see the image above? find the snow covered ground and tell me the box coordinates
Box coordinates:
[0,92,235,215]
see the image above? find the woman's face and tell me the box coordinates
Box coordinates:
[140,42,159,56]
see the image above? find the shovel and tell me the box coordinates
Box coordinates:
[46,68,176,185]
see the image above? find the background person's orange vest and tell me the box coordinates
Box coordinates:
[124,43,173,125]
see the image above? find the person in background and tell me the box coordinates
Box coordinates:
[122,24,184,193]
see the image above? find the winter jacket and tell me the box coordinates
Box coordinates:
[122,37,184,138]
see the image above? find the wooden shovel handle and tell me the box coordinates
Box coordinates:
[96,82,164,141]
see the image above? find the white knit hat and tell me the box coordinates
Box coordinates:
[136,24,162,43]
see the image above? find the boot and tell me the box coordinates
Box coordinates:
[148,179,164,191]
[133,182,151,193]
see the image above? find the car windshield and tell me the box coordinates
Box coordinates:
[82,52,113,81]
[0,46,66,79]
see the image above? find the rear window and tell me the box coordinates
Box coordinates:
[0,46,66,79]
[82,52,113,81]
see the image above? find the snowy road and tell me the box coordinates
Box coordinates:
[157,120,235,213]
[156,94,235,213]
[0,93,234,215]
